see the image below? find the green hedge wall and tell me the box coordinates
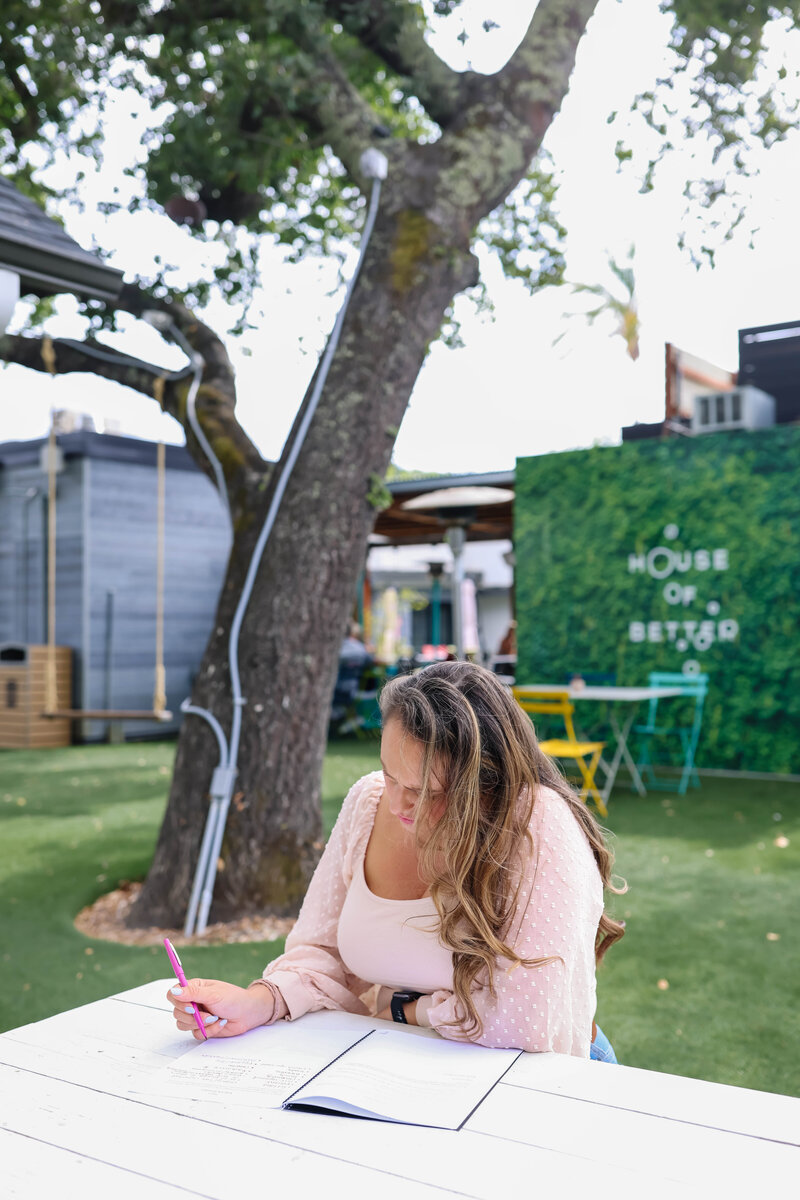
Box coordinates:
[514,426,800,773]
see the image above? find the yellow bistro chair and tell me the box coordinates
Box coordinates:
[513,687,607,816]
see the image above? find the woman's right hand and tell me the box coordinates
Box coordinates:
[166,978,278,1040]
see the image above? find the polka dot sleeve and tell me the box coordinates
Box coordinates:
[259,772,383,1021]
[419,788,604,1057]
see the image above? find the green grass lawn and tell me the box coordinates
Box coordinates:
[1,740,797,1097]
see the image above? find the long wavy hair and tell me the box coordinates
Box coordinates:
[379,660,625,1038]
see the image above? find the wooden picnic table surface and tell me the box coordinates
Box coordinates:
[2,979,798,1198]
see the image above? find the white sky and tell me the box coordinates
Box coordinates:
[4,0,800,474]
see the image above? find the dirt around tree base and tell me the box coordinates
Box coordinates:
[74,881,296,947]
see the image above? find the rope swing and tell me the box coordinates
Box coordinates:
[42,336,59,716]
[42,357,172,723]
[152,438,168,715]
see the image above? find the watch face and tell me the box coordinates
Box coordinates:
[391,990,422,1022]
[391,996,407,1022]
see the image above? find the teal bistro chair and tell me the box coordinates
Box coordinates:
[634,672,708,795]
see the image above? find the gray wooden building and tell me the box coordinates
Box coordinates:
[0,430,230,741]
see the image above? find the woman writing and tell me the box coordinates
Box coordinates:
[168,661,624,1059]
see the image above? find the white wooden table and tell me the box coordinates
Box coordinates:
[2,979,798,1198]
[518,684,686,806]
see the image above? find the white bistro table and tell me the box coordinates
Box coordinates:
[518,684,686,807]
[2,979,798,1199]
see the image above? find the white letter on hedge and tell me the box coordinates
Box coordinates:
[647,548,675,579]
[719,619,739,641]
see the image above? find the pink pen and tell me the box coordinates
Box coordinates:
[164,937,208,1040]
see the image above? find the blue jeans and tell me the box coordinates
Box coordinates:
[590,1024,618,1063]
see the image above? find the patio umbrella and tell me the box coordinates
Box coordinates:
[376,586,400,664]
[461,576,480,658]
[401,486,513,658]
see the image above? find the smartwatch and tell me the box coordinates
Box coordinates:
[391,990,422,1024]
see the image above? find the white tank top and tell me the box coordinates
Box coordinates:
[337,855,454,993]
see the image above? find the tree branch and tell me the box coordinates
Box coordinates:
[432,0,599,227]
[475,0,598,133]
[0,330,187,400]
[239,8,399,186]
[0,284,268,510]
[323,0,473,129]
[293,47,385,185]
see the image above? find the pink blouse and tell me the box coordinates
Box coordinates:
[261,771,603,1056]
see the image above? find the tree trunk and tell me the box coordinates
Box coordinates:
[129,183,479,925]
[1,0,605,929]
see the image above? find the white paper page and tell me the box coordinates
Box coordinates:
[133,1022,367,1109]
[287,1028,520,1129]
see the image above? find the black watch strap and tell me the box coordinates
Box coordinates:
[391,990,422,1023]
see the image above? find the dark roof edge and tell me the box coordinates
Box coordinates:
[0,430,201,473]
[387,469,515,496]
[738,318,800,338]
[0,241,124,301]
[1,434,517,487]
